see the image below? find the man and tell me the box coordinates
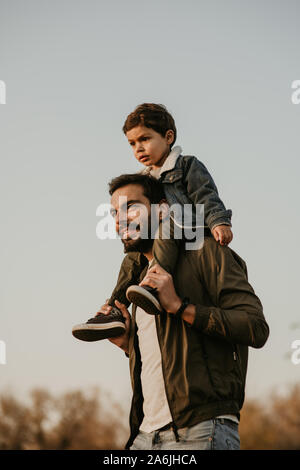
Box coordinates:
[100,173,269,450]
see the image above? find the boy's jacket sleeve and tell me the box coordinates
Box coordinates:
[182,156,232,230]
[191,242,269,349]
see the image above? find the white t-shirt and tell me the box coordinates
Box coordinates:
[136,306,173,432]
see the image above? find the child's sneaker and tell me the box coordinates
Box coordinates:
[72,307,126,342]
[126,285,163,315]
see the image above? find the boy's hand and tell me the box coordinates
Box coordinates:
[211,224,233,246]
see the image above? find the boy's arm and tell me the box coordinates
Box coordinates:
[181,156,232,230]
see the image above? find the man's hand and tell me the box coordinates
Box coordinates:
[96,300,131,354]
[139,264,181,314]
[211,225,233,246]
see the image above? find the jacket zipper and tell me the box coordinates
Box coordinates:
[232,345,241,375]
[199,336,215,391]
[232,345,242,373]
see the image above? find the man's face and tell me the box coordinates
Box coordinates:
[110,184,155,253]
[126,125,174,168]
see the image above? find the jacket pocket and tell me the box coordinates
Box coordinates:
[161,169,183,184]
[202,337,243,401]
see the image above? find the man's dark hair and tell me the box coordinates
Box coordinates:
[108,173,165,204]
[122,103,177,148]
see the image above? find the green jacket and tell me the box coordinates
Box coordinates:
[125,237,269,449]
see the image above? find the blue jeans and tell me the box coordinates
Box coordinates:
[129,418,240,450]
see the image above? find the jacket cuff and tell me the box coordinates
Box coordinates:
[207,209,232,230]
[192,305,211,331]
[210,221,232,231]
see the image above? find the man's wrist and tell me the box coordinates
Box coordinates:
[167,298,196,326]
[173,297,190,319]
[181,303,196,325]
[109,333,129,355]
[120,341,129,355]
[167,297,182,315]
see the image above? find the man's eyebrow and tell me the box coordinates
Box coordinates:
[124,199,141,207]
[111,199,142,213]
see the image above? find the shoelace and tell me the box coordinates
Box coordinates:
[87,307,123,323]
[109,307,122,318]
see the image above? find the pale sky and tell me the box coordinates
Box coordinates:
[1,0,300,414]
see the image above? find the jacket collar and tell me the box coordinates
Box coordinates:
[142,145,182,178]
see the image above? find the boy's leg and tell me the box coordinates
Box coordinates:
[151,215,182,274]
[126,215,182,315]
[108,252,148,307]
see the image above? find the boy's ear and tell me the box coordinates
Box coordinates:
[165,129,175,145]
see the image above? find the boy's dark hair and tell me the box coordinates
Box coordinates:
[109,173,165,204]
[122,103,177,148]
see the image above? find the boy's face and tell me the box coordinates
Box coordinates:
[126,125,174,169]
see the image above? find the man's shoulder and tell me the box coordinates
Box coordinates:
[187,236,220,256]
[185,236,218,264]
[185,237,247,274]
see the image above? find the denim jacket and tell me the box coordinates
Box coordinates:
[145,146,232,231]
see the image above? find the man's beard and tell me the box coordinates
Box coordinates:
[120,214,157,254]
[122,236,154,254]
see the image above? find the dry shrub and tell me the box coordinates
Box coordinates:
[0,387,128,450]
[1,384,300,450]
[240,384,300,450]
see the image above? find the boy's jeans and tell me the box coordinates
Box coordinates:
[129,418,240,450]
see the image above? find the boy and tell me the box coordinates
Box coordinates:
[72,103,233,342]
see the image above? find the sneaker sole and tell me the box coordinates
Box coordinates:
[72,321,125,342]
[126,286,162,315]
